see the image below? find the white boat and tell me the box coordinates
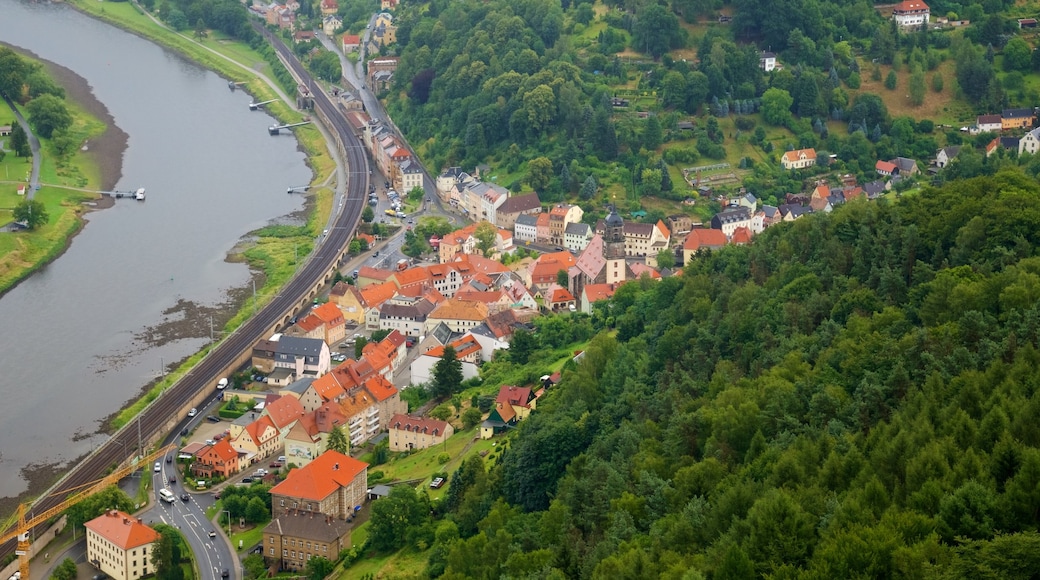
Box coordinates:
[135,187,146,201]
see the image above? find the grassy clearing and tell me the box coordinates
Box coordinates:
[333,542,428,580]
[851,59,965,124]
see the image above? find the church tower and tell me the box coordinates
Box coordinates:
[604,205,626,260]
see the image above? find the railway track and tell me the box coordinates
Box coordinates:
[0,25,369,566]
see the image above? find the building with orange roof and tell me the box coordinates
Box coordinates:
[438,222,478,263]
[682,228,728,264]
[362,329,407,374]
[454,289,513,313]
[548,203,584,245]
[302,373,347,412]
[270,450,369,519]
[629,263,661,280]
[361,280,399,329]
[781,148,817,170]
[341,33,361,52]
[312,301,349,347]
[285,311,325,341]
[192,439,241,479]
[535,212,551,243]
[357,266,394,288]
[453,254,510,277]
[410,334,483,385]
[528,252,577,291]
[580,283,620,314]
[481,385,538,439]
[232,415,280,463]
[495,192,541,230]
[329,281,365,326]
[85,510,161,580]
[390,266,432,291]
[336,387,379,447]
[263,395,306,436]
[284,401,349,467]
[731,226,753,245]
[543,284,577,312]
[425,299,489,334]
[362,374,406,431]
[388,414,455,452]
[891,0,929,27]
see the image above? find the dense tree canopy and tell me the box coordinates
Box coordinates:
[414,168,1040,578]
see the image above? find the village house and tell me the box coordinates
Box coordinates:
[322,14,342,35]
[548,204,584,246]
[232,415,280,464]
[85,511,160,580]
[328,282,365,326]
[760,51,777,71]
[1020,127,1040,156]
[495,192,542,230]
[319,0,338,15]
[780,148,816,170]
[481,385,538,439]
[411,334,483,385]
[711,207,753,238]
[191,439,240,480]
[580,283,620,314]
[564,222,593,252]
[681,228,728,265]
[666,214,694,237]
[935,146,961,169]
[388,414,455,452]
[263,395,306,439]
[891,0,929,28]
[974,114,1002,134]
[270,450,369,519]
[425,299,490,334]
[514,213,539,244]
[1003,108,1035,131]
[273,336,331,381]
[262,510,352,574]
[379,296,437,337]
[282,401,348,467]
[341,33,361,53]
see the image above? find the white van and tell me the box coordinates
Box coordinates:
[217,377,229,390]
[158,488,176,503]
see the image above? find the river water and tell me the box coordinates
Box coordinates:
[0,0,311,501]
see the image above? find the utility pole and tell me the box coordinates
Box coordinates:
[137,416,142,456]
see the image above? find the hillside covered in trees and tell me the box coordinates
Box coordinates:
[367,169,1040,578]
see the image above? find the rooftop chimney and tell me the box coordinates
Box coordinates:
[333,463,339,470]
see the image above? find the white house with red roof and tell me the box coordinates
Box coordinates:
[780,148,817,170]
[410,334,483,385]
[270,450,369,519]
[263,395,306,438]
[283,401,349,467]
[481,385,539,439]
[85,510,160,580]
[232,415,280,463]
[892,0,929,28]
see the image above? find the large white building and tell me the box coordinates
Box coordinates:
[85,510,160,580]
[892,0,929,28]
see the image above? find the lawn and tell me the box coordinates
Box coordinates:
[333,544,428,579]
[851,59,966,125]
[375,426,481,484]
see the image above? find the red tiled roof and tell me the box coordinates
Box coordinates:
[425,334,482,359]
[358,266,393,282]
[269,450,368,502]
[342,34,361,44]
[85,510,160,550]
[731,226,753,245]
[782,148,816,162]
[583,283,618,304]
[893,0,928,12]
[683,229,728,251]
[360,281,398,308]
[265,395,306,430]
[876,160,898,173]
[389,413,450,436]
[363,374,399,402]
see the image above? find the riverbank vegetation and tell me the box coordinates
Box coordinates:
[0,47,106,294]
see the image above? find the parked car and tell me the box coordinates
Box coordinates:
[241,477,253,484]
[269,461,283,468]
[207,415,221,423]
[430,477,446,489]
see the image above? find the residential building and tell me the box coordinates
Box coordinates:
[388,414,455,451]
[425,299,490,334]
[780,148,816,170]
[1020,127,1040,155]
[779,204,813,221]
[319,0,338,14]
[682,228,728,264]
[891,0,929,28]
[711,207,753,238]
[274,336,331,380]
[580,283,619,314]
[262,510,352,574]
[529,252,577,292]
[436,167,469,199]
[935,146,961,168]
[876,160,897,176]
[975,114,1002,134]
[381,0,398,9]
[548,204,584,245]
[191,439,240,479]
[891,157,920,175]
[379,297,437,337]
[270,450,369,519]
[322,14,342,35]
[564,222,593,252]
[329,282,365,326]
[666,214,694,236]
[410,334,482,385]
[1003,108,1035,130]
[760,51,777,71]
[232,415,280,463]
[514,213,539,243]
[357,266,394,289]
[399,158,425,193]
[85,510,159,580]
[544,285,577,312]
[535,212,552,243]
[341,34,361,53]
[481,385,538,439]
[495,192,542,230]
[263,395,306,438]
[283,401,348,467]
[987,136,1020,157]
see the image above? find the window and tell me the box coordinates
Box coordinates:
[270,548,275,556]
[280,499,285,507]
[283,549,288,557]
[270,537,275,544]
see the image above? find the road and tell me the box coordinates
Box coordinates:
[0,23,370,577]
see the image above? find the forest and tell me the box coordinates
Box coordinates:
[365,167,1040,578]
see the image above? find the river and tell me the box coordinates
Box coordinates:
[0,0,312,501]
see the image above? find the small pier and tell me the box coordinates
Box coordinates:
[227,81,246,91]
[249,99,279,111]
[287,185,310,194]
[99,187,146,201]
[268,121,310,135]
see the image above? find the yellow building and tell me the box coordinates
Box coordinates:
[85,510,160,580]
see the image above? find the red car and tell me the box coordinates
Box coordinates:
[269,461,283,468]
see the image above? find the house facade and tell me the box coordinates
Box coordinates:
[388,414,455,451]
[495,192,542,230]
[781,148,816,169]
[892,0,929,28]
[269,450,369,519]
[85,511,160,580]
[514,213,539,243]
[1003,108,1035,130]
[564,222,592,252]
[262,511,352,574]
[191,440,240,479]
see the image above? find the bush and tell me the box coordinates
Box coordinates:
[734,116,756,131]
[437,453,451,464]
